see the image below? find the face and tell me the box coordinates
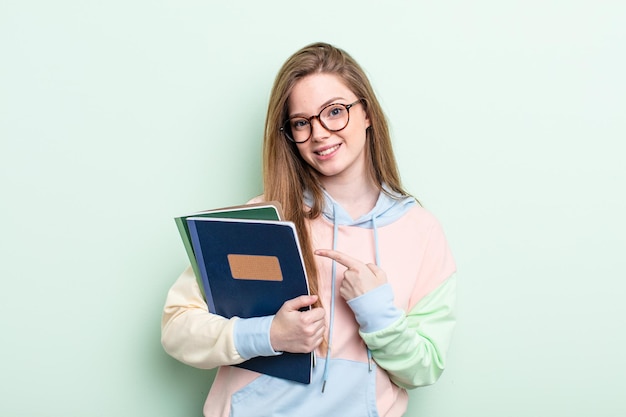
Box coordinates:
[287,73,371,184]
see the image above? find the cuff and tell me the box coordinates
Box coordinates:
[233,316,282,360]
[347,283,403,333]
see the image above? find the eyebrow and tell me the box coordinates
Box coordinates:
[288,96,348,118]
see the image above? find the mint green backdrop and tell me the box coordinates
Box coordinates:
[1,1,625,416]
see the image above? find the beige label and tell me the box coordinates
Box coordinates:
[227,254,284,281]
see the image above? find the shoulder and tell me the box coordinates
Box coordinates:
[246,195,265,204]
[392,204,452,248]
[403,203,443,229]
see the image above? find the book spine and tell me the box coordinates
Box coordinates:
[186,219,216,313]
[174,217,206,298]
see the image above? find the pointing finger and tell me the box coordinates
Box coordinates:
[314,249,362,269]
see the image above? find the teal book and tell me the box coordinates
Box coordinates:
[175,202,283,298]
[186,216,313,384]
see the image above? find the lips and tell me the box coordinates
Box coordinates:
[315,144,341,156]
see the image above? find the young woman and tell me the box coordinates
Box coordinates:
[161,42,457,417]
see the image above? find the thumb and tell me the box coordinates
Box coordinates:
[366,263,383,275]
[283,295,319,311]
[365,263,388,285]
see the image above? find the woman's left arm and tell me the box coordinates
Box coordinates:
[352,274,457,389]
[315,240,457,389]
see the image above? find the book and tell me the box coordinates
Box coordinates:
[185,214,313,384]
[175,202,283,298]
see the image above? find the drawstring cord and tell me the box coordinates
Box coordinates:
[321,207,382,391]
[372,215,380,266]
[321,203,339,393]
[367,215,381,371]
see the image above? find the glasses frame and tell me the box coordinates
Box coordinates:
[280,99,364,143]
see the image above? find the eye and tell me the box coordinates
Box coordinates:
[325,105,345,119]
[290,118,310,131]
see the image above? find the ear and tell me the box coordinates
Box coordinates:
[361,99,371,129]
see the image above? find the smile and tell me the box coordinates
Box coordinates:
[315,144,341,156]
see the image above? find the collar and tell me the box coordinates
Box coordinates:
[304,185,416,228]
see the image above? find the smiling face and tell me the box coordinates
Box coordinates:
[287,73,371,184]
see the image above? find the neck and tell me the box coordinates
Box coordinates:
[320,176,380,220]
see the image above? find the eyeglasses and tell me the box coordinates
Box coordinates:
[280,99,364,143]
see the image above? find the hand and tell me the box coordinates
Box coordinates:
[315,249,387,301]
[270,295,326,353]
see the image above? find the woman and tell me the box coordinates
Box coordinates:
[161,42,457,417]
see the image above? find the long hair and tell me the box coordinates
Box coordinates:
[263,42,409,303]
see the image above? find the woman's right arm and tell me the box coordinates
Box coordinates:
[162,266,325,368]
[160,266,245,369]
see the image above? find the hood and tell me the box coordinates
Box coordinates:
[304,185,417,228]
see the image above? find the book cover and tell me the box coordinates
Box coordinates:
[186,216,313,384]
[175,202,283,298]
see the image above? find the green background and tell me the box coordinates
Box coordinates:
[1,1,625,416]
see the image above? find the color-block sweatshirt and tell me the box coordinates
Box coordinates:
[161,190,457,417]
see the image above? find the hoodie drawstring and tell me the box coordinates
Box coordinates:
[367,214,381,371]
[321,202,339,393]
[322,206,382,392]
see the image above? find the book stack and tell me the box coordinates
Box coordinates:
[175,202,313,384]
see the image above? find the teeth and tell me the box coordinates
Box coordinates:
[317,145,339,156]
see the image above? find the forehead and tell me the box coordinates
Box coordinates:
[288,73,356,114]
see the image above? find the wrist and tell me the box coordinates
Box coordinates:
[233,316,282,359]
[347,283,403,333]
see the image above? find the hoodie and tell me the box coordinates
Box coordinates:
[161,190,457,417]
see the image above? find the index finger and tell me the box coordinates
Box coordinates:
[314,249,362,269]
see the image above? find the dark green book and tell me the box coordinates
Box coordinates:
[175,201,283,298]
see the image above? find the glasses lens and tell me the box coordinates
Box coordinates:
[282,103,353,143]
[320,104,349,131]
[285,118,310,143]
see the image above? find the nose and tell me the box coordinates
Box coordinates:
[310,116,330,141]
